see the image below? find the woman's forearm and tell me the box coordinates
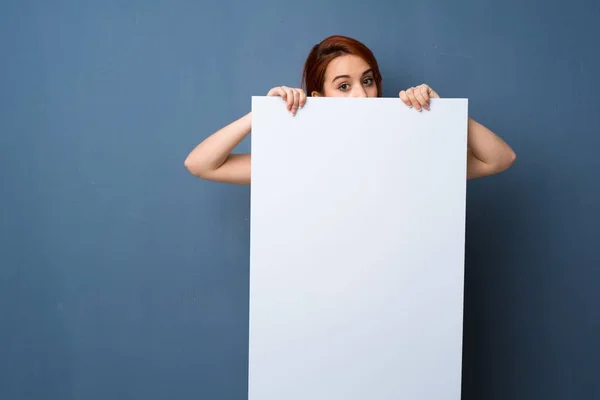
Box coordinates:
[185,113,252,184]
[184,112,252,181]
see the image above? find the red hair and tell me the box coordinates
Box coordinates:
[301,35,383,97]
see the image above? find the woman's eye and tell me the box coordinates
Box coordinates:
[339,83,349,90]
[364,77,374,85]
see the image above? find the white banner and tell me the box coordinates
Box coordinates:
[249,96,468,400]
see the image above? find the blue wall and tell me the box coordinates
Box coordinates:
[1,1,598,399]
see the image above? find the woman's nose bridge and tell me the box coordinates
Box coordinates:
[351,84,367,97]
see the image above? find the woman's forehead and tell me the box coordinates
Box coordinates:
[325,55,371,79]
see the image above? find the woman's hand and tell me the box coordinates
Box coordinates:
[398,83,516,178]
[399,84,440,111]
[267,86,307,115]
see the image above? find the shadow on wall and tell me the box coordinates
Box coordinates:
[461,169,536,399]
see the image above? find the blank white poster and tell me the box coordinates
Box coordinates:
[249,96,468,400]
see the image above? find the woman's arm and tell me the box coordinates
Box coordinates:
[184,86,306,185]
[465,117,516,179]
[399,84,516,179]
[184,112,252,185]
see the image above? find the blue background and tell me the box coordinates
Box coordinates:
[1,1,598,399]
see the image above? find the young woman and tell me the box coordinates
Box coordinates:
[184,35,516,184]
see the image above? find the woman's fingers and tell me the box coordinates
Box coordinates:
[281,87,293,110]
[267,86,307,115]
[413,86,430,111]
[399,84,440,111]
[406,87,422,111]
[399,90,412,107]
[298,89,307,109]
[266,86,283,98]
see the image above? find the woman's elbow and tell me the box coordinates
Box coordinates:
[184,156,209,178]
[496,148,517,174]
[505,148,517,168]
